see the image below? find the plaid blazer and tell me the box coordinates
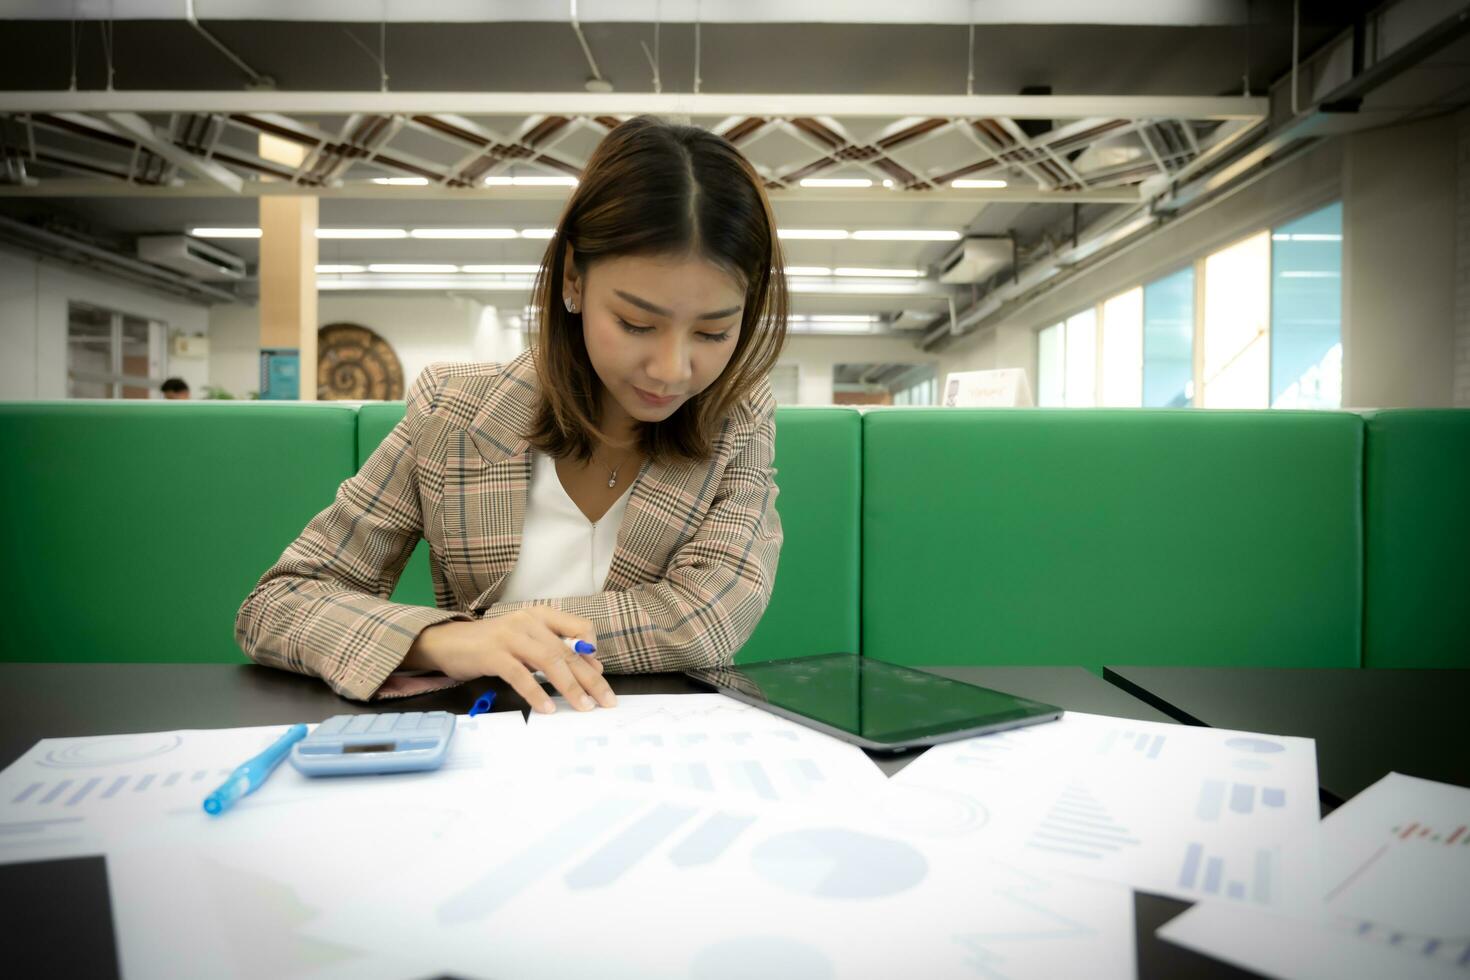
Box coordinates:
[235,347,782,701]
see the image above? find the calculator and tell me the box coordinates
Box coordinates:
[288,711,456,777]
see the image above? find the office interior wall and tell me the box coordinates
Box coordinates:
[0,243,211,400]
[208,294,524,399]
[1460,108,1470,408]
[778,333,941,405]
[1342,113,1457,409]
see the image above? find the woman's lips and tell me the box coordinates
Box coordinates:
[634,386,678,407]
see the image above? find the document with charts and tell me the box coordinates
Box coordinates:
[1159,772,1470,979]
[890,710,1322,912]
[0,712,528,865]
[299,771,1135,980]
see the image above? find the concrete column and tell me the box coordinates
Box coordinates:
[257,133,318,400]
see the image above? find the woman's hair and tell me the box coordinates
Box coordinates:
[526,115,788,463]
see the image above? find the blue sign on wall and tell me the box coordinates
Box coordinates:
[260,348,300,400]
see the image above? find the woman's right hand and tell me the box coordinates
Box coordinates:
[404,607,616,714]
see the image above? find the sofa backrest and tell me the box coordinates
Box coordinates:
[0,401,358,664]
[6,399,1464,672]
[861,408,1365,672]
[1362,409,1470,667]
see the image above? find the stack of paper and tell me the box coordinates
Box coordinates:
[1,690,1461,979]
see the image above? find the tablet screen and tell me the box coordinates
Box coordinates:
[686,653,1061,749]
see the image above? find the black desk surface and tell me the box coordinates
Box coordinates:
[0,663,1252,980]
[1104,666,1470,805]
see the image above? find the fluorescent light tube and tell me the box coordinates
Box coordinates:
[409,228,517,239]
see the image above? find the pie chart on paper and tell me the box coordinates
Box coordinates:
[750,828,927,899]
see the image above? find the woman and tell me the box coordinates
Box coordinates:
[235,115,788,714]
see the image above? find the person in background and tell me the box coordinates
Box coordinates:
[235,115,789,713]
[160,378,190,400]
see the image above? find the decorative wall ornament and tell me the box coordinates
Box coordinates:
[317,322,404,400]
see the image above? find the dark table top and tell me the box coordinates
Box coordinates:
[0,663,1252,980]
[1104,665,1470,805]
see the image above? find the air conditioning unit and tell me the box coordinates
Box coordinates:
[938,236,1013,285]
[136,235,247,281]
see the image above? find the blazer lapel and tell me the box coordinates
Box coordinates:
[447,352,537,612]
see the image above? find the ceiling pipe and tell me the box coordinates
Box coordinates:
[0,214,239,304]
[184,0,274,90]
[569,0,611,92]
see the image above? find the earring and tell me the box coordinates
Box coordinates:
[564,296,578,314]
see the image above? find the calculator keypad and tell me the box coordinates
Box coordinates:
[289,711,456,777]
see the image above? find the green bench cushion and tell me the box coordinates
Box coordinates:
[357,403,863,664]
[1362,409,1470,668]
[862,408,1363,671]
[0,402,359,664]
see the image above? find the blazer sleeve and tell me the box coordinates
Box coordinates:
[234,364,476,701]
[485,383,784,673]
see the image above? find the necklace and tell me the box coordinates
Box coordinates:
[594,449,635,489]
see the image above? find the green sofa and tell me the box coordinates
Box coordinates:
[3,399,1465,673]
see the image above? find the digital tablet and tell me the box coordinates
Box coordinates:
[684,653,1063,752]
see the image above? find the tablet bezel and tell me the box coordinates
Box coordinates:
[684,653,1063,753]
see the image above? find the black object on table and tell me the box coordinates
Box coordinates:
[0,663,1257,980]
[1104,666,1470,805]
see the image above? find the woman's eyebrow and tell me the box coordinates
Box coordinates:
[613,289,742,321]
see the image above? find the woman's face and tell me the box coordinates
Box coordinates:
[565,249,745,437]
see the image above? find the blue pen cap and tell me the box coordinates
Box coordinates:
[572,640,595,654]
[203,774,249,816]
[469,689,497,717]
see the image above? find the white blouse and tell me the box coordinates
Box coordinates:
[496,450,634,603]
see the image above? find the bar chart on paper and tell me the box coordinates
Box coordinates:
[1178,841,1276,904]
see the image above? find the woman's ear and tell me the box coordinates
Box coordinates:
[562,243,582,309]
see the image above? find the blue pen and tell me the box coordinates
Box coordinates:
[563,636,596,656]
[468,637,595,716]
[202,723,308,816]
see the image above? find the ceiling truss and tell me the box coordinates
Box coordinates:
[0,93,1265,202]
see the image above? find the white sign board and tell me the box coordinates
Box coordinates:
[942,368,1034,407]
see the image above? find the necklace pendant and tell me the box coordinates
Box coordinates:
[607,476,617,488]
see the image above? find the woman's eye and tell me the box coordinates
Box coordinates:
[617,317,729,343]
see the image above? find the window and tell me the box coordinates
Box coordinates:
[1038,322,1065,406]
[1200,231,1271,408]
[1036,200,1342,412]
[1142,266,1195,407]
[1037,310,1101,407]
[893,370,937,406]
[1063,309,1098,407]
[1270,202,1342,408]
[67,302,167,399]
[1100,287,1143,407]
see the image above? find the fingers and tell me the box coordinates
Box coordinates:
[523,620,615,710]
[496,654,556,715]
[570,654,617,707]
[529,606,599,651]
[536,648,599,711]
